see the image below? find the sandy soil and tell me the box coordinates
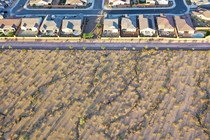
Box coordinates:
[0,50,209,140]
[83,16,103,38]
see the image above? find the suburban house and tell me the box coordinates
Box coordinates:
[28,0,53,6]
[157,0,169,5]
[192,8,210,21]
[61,18,82,36]
[146,0,168,5]
[139,15,156,36]
[65,0,88,6]
[103,17,119,37]
[18,17,43,36]
[108,0,130,6]
[121,16,137,32]
[39,16,62,36]
[20,18,42,32]
[191,0,210,6]
[156,15,175,36]
[0,19,21,36]
[174,15,195,36]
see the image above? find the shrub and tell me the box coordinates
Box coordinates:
[69,46,74,49]
[83,46,87,50]
[7,32,14,37]
[18,134,29,140]
[96,23,102,28]
[101,46,106,50]
[83,33,94,39]
[79,117,85,125]
[0,32,4,37]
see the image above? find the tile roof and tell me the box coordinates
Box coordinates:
[62,19,81,30]
[175,15,194,32]
[0,19,21,29]
[157,15,175,30]
[65,0,87,5]
[192,8,210,19]
[139,15,155,30]
[121,16,136,30]
[103,18,118,31]
[21,17,42,28]
[40,16,62,31]
[29,0,53,5]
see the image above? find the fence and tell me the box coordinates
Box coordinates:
[0,35,209,43]
[195,27,210,31]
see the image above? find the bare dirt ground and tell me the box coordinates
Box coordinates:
[0,50,210,140]
[83,16,103,38]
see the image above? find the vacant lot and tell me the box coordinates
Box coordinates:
[83,16,103,38]
[0,50,210,140]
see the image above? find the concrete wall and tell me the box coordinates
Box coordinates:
[195,27,210,31]
[0,35,210,43]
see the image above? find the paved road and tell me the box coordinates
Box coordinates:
[9,0,188,17]
[1,41,210,50]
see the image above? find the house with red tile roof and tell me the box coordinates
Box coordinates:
[0,19,21,36]
[108,0,130,6]
[156,15,175,37]
[174,15,195,37]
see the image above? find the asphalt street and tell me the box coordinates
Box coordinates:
[9,0,188,17]
[1,41,210,50]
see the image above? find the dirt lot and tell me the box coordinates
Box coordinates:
[0,50,210,139]
[83,16,103,38]
[121,31,139,37]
